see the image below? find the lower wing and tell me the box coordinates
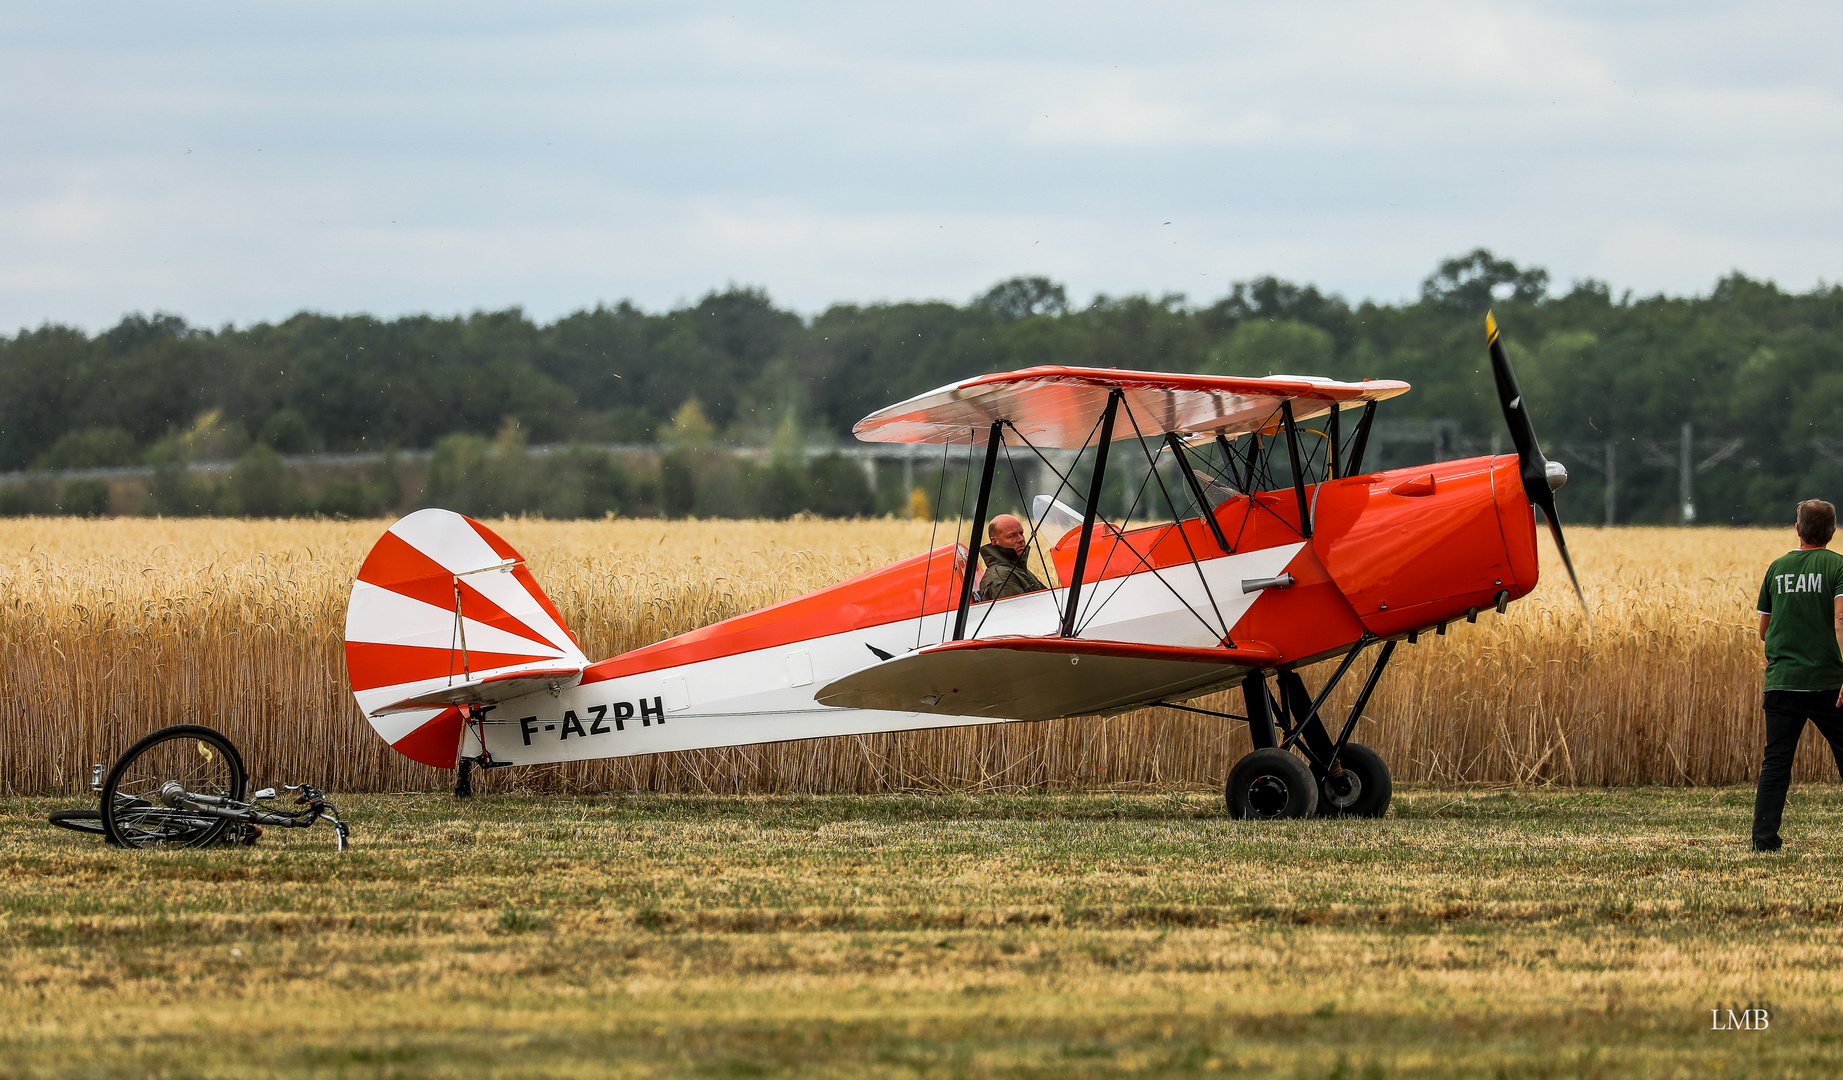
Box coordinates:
[815,636,1279,722]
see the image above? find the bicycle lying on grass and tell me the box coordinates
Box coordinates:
[47,724,350,851]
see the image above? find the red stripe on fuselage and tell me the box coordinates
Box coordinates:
[581,504,1322,685]
[582,543,966,684]
[922,635,1281,666]
[578,456,1519,684]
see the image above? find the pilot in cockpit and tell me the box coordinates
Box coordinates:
[977,514,1048,601]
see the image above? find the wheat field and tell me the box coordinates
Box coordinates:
[0,517,1827,795]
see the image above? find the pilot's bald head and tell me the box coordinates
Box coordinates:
[988,514,1027,556]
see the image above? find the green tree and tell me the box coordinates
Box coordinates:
[229,445,299,517]
[423,433,489,512]
[257,409,314,454]
[1206,319,1336,376]
[975,276,1069,322]
[805,453,874,518]
[1420,249,1550,311]
[58,479,111,516]
[32,428,136,471]
[658,451,695,518]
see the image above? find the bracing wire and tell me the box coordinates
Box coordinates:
[1120,406,1230,641]
[968,433,1064,641]
[1069,432,1216,641]
[948,426,974,631]
[1226,404,1321,544]
[967,414,1114,640]
[1002,437,1061,585]
[914,435,954,651]
[1336,405,1365,473]
[1070,415,1228,642]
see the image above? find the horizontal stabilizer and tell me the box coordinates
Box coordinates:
[372,666,585,715]
[816,636,1279,722]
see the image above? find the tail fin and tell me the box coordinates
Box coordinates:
[344,509,588,768]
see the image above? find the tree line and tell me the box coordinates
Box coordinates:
[3,249,1840,524]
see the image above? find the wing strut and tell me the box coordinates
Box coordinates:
[1061,389,1123,637]
[1280,401,1313,539]
[951,421,1005,641]
[1327,402,1342,478]
[1115,409,1229,643]
[1240,432,1263,492]
[1346,401,1377,476]
[1165,433,1232,554]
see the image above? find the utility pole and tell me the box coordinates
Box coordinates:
[1604,440,1616,527]
[1552,439,1620,526]
[1640,424,1744,526]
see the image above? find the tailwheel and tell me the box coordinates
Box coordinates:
[1314,742,1392,819]
[1225,748,1318,819]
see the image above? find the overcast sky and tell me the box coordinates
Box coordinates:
[2,2,1838,332]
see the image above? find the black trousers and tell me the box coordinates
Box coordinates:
[1752,689,1843,847]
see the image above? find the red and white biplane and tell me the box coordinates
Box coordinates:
[344,315,1585,817]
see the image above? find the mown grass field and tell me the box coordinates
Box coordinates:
[5,786,1842,1078]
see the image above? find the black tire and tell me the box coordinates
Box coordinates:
[101,725,246,849]
[1226,748,1319,819]
[47,808,118,845]
[1314,742,1392,819]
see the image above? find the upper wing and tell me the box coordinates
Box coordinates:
[853,366,1410,448]
[814,636,1280,722]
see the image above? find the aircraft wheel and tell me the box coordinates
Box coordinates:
[1225,748,1319,820]
[1315,743,1392,819]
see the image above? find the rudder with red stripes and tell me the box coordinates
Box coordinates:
[344,510,587,767]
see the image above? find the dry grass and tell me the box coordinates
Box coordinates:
[0,518,1824,795]
[5,787,1843,1077]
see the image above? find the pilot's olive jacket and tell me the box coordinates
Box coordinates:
[978,543,1047,601]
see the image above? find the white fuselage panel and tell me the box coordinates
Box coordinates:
[476,542,1303,765]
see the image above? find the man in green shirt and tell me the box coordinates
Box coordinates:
[1752,499,1843,852]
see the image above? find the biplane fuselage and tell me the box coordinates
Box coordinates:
[349,331,1581,817]
[349,450,1537,772]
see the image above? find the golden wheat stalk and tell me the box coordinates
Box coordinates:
[0,519,1815,795]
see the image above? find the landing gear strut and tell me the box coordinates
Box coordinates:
[453,705,510,798]
[1219,637,1397,820]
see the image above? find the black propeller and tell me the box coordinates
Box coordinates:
[1487,312,1591,627]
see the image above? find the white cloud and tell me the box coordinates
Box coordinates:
[1,1,1840,330]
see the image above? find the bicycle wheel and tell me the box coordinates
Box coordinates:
[101,725,246,849]
[46,808,116,844]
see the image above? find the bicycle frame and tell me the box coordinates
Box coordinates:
[149,782,351,851]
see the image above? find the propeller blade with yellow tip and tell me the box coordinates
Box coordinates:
[1487,311,1591,628]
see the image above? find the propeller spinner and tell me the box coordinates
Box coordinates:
[1486,312,1592,627]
